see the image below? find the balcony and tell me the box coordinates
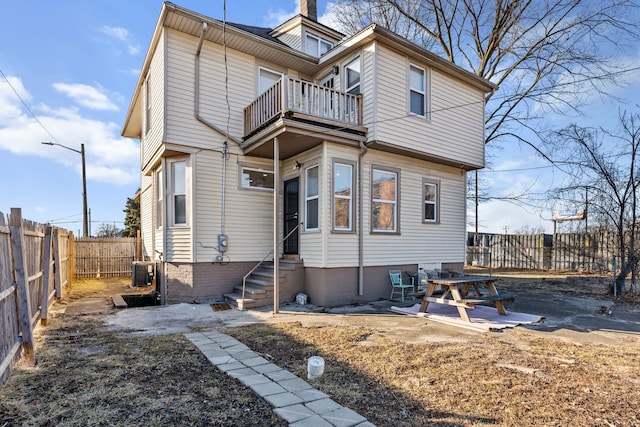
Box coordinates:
[243,76,366,158]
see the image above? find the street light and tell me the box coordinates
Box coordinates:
[41,142,88,237]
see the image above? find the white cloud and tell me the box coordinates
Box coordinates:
[0,75,32,125]
[99,25,141,56]
[53,82,118,111]
[319,1,341,28]
[128,44,141,56]
[100,25,129,41]
[0,75,138,186]
[264,0,299,27]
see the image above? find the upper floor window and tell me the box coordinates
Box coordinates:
[423,178,440,223]
[305,165,319,231]
[371,167,399,233]
[259,67,282,95]
[345,57,361,95]
[409,64,428,117]
[333,161,354,231]
[241,166,274,190]
[169,159,187,226]
[305,33,333,57]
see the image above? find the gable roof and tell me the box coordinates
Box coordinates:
[122,2,497,138]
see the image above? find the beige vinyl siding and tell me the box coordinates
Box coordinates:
[165,156,192,263]
[165,228,191,261]
[308,146,467,268]
[142,30,166,168]
[276,26,302,51]
[325,145,360,268]
[140,175,154,261]
[193,152,275,262]
[372,45,485,168]
[361,43,376,130]
[165,29,252,155]
[361,150,467,266]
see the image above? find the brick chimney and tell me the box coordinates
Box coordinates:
[301,0,318,21]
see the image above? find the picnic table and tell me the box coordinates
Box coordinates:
[418,276,515,322]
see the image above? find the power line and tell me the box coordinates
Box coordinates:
[0,68,59,143]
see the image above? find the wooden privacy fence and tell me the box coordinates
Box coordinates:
[0,208,70,385]
[74,237,137,278]
[467,231,621,272]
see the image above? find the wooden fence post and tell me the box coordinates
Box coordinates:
[68,231,75,281]
[40,226,54,326]
[53,228,63,299]
[8,208,35,365]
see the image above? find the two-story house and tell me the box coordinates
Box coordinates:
[121,1,496,308]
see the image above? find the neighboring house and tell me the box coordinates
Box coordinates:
[121,1,496,308]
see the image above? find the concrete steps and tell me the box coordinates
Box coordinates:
[224,260,300,309]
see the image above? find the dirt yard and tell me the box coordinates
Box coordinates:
[1,272,639,426]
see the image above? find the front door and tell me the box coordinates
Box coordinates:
[283,177,299,255]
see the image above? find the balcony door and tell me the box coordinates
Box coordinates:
[283,177,299,255]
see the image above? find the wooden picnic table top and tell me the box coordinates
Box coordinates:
[427,275,496,285]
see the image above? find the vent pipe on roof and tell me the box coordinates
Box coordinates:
[301,0,317,21]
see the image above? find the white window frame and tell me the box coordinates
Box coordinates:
[423,178,440,224]
[258,66,282,95]
[240,166,274,191]
[344,56,361,95]
[305,165,319,231]
[155,167,163,229]
[409,63,429,118]
[168,158,188,227]
[332,160,355,232]
[371,166,400,233]
[305,32,333,57]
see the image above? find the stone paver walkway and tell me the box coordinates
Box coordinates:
[185,331,375,427]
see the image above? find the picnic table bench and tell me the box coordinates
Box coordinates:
[418,276,515,323]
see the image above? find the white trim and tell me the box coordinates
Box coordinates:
[344,55,361,95]
[258,66,283,95]
[168,157,189,227]
[332,161,355,232]
[305,164,320,231]
[240,165,275,191]
[409,63,427,117]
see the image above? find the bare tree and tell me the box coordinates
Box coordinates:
[95,223,122,238]
[550,111,640,294]
[329,0,639,153]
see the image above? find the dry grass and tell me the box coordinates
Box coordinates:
[0,281,286,427]
[2,275,640,426]
[224,323,640,426]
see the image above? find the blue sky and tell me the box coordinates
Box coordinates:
[0,0,305,234]
[1,0,639,235]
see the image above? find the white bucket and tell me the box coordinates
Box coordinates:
[296,293,308,305]
[307,356,325,380]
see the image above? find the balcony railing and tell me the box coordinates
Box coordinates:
[244,76,363,137]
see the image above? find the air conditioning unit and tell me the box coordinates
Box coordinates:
[132,261,155,287]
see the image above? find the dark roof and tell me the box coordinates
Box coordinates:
[225,22,288,46]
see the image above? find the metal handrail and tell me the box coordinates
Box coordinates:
[240,223,302,307]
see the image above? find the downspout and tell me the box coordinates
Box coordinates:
[194,22,241,145]
[358,140,369,296]
[195,21,238,260]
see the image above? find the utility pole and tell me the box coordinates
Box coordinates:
[42,142,89,237]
